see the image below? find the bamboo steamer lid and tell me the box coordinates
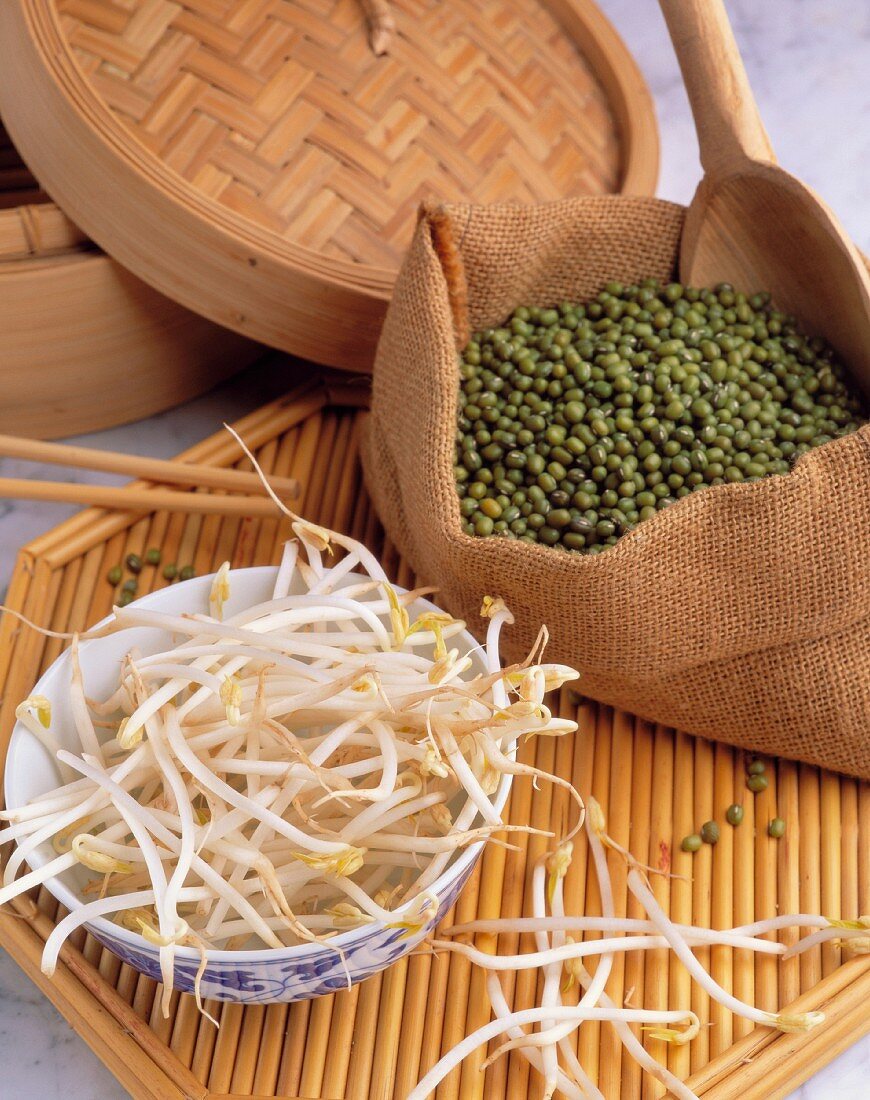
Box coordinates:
[0,120,260,440]
[0,0,658,372]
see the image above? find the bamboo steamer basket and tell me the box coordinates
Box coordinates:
[0,0,659,370]
[0,121,260,440]
[0,377,867,1100]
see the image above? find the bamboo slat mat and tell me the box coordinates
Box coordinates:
[0,376,868,1100]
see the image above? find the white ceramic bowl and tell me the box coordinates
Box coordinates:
[4,566,510,1003]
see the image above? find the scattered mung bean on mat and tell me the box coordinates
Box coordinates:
[456,281,866,553]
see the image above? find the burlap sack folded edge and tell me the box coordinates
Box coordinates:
[361,196,870,779]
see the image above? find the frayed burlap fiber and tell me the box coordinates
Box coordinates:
[361,196,870,778]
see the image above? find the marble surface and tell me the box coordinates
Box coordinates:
[0,0,867,1096]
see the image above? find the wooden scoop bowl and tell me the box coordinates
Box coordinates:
[659,0,870,396]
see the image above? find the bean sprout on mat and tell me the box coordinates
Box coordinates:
[410,798,867,1099]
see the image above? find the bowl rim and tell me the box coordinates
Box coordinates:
[4,565,513,963]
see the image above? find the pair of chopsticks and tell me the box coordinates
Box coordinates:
[0,432,299,517]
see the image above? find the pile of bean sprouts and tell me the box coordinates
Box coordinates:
[0,487,580,1019]
[409,799,869,1100]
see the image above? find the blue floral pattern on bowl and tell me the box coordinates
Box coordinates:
[85,857,475,1003]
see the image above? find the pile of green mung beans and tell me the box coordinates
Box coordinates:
[455,281,866,553]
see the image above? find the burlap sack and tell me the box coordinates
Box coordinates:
[361,196,870,778]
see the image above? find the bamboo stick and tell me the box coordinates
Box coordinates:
[393,943,437,1096]
[299,993,335,1097]
[456,811,515,1100]
[643,726,674,1100]
[730,752,754,1044]
[320,984,361,1099]
[209,1004,245,1093]
[228,1006,266,1095]
[439,859,485,1099]
[275,1000,312,1096]
[170,990,206,1068]
[344,968,383,1100]
[41,555,82,669]
[668,728,695,1082]
[251,1004,289,1096]
[819,770,842,976]
[798,765,822,991]
[0,431,299,497]
[621,718,654,1094]
[577,707,612,1087]
[0,475,292,517]
[370,955,410,1099]
[754,757,779,1015]
[709,743,734,1058]
[190,1000,222,1084]
[839,778,859,931]
[598,707,634,1098]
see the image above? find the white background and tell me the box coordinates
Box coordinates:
[0,0,867,1095]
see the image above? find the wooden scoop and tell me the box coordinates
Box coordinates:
[659,0,870,395]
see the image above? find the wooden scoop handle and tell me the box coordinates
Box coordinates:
[658,0,775,177]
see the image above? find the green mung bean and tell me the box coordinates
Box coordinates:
[700,820,720,845]
[456,281,866,553]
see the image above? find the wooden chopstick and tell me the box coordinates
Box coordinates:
[0,431,299,498]
[0,476,286,518]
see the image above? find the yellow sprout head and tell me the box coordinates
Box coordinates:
[587,797,607,837]
[137,917,190,948]
[430,803,453,835]
[429,649,472,685]
[209,561,231,620]
[385,584,410,647]
[413,611,454,659]
[387,892,438,938]
[72,835,133,876]
[642,1012,700,1045]
[419,742,450,779]
[518,668,546,705]
[324,903,373,928]
[480,595,512,621]
[561,937,583,993]
[221,675,242,726]
[351,672,379,698]
[293,845,367,878]
[16,695,52,729]
[545,841,573,905]
[291,519,332,553]
[116,716,143,750]
[771,1011,825,1034]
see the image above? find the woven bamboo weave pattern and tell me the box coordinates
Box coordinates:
[58,0,621,269]
[0,119,86,258]
[0,379,867,1100]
